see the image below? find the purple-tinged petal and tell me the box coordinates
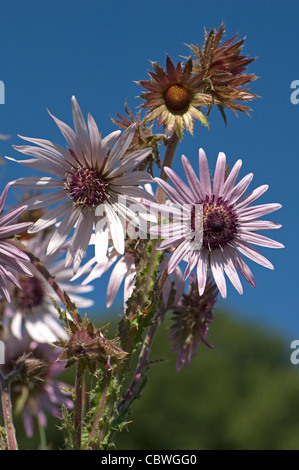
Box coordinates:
[168,240,191,274]
[226,173,253,205]
[238,231,284,249]
[238,203,282,221]
[157,237,184,251]
[198,148,211,198]
[0,185,9,212]
[225,245,256,288]
[233,238,274,269]
[164,167,195,203]
[240,220,282,231]
[222,159,242,200]
[181,154,204,202]
[235,184,269,210]
[219,249,243,295]
[155,177,186,205]
[183,250,198,280]
[213,152,226,200]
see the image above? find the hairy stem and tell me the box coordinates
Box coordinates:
[74,364,84,449]
[156,131,180,204]
[87,370,111,448]
[118,306,166,416]
[0,374,17,450]
[16,243,81,325]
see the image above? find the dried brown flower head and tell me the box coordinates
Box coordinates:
[188,23,258,124]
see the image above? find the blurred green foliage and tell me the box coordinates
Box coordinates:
[116,311,299,450]
[10,310,299,450]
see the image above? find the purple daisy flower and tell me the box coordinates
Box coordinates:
[150,148,284,298]
[3,231,94,344]
[1,338,73,439]
[7,96,154,273]
[169,274,217,371]
[0,184,33,302]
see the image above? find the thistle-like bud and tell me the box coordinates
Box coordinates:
[188,23,258,124]
[55,316,127,373]
[14,353,48,384]
[111,103,166,174]
[169,274,218,371]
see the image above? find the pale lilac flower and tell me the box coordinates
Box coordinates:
[0,337,73,438]
[169,274,217,371]
[0,184,33,302]
[150,148,284,298]
[7,96,154,273]
[3,232,94,343]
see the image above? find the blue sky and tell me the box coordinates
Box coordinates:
[0,0,298,342]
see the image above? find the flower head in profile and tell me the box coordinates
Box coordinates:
[188,23,258,124]
[0,184,33,302]
[1,338,73,439]
[151,148,284,298]
[7,96,155,273]
[2,231,94,344]
[138,55,213,138]
[169,274,217,371]
[55,317,127,373]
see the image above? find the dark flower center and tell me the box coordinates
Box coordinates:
[202,198,238,250]
[17,276,45,311]
[164,84,190,112]
[65,168,109,207]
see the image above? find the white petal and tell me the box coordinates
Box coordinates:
[94,221,109,263]
[18,134,74,163]
[65,209,94,273]
[104,124,136,172]
[47,108,83,162]
[10,312,23,340]
[87,113,101,168]
[6,155,67,177]
[196,250,208,295]
[107,148,152,178]
[25,191,67,210]
[104,203,125,255]
[106,256,130,308]
[110,171,153,186]
[47,206,81,255]
[210,250,227,298]
[10,176,64,189]
[71,96,91,165]
[28,200,73,233]
[97,130,121,169]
